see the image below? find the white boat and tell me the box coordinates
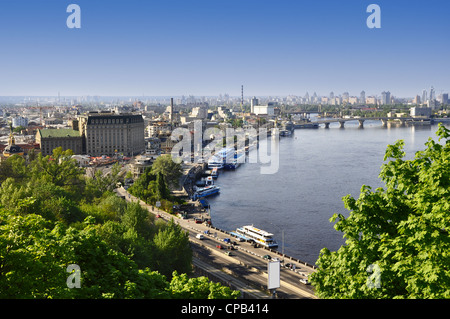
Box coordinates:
[233,225,278,248]
[223,152,244,170]
[211,167,219,178]
[192,185,220,201]
[208,147,235,169]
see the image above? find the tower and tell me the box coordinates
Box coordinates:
[360,90,366,104]
[430,86,435,101]
[422,89,428,104]
[170,97,174,128]
[241,85,244,108]
[251,96,259,113]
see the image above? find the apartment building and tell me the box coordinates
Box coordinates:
[78,111,145,156]
[36,128,83,156]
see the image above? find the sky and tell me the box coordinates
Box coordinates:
[0,0,449,98]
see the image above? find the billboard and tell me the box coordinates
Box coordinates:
[267,260,280,290]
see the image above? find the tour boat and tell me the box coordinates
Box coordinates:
[208,147,235,169]
[223,152,244,170]
[192,185,220,201]
[232,225,278,248]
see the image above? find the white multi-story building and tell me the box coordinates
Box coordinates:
[12,116,29,128]
[253,102,275,116]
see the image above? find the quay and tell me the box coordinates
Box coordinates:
[115,186,318,299]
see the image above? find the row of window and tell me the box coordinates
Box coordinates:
[89,118,143,125]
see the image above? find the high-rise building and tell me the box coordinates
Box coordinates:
[304,92,310,103]
[430,86,436,101]
[381,91,391,105]
[442,93,449,105]
[360,91,366,105]
[342,92,349,103]
[250,96,259,113]
[78,111,145,157]
[422,89,428,104]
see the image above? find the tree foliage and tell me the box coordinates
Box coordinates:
[128,166,182,214]
[150,155,182,189]
[310,124,450,299]
[0,147,240,299]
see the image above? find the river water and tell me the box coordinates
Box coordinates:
[205,120,449,265]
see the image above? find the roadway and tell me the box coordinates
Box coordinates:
[115,186,318,299]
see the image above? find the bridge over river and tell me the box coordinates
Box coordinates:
[312,116,430,128]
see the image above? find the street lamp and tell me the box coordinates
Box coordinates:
[265,221,285,260]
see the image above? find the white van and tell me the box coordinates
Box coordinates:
[196,234,204,240]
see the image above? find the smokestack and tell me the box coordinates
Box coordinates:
[170,98,174,128]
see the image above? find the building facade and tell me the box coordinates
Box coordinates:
[253,102,275,116]
[36,129,83,156]
[12,116,29,128]
[78,111,145,157]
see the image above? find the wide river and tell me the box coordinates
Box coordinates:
[205,119,449,265]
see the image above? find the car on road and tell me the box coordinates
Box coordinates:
[196,234,204,240]
[216,245,224,249]
[299,278,310,285]
[224,251,232,256]
[263,255,271,260]
[156,214,161,218]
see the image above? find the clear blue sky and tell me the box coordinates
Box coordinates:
[0,0,449,98]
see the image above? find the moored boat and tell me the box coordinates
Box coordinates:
[232,225,278,248]
[192,185,220,201]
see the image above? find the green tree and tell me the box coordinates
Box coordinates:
[151,155,182,190]
[152,219,192,278]
[84,163,123,201]
[30,147,85,199]
[169,272,240,299]
[0,155,29,184]
[128,167,156,202]
[310,124,450,299]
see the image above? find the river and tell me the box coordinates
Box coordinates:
[205,119,449,265]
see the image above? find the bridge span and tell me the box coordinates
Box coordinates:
[313,117,430,128]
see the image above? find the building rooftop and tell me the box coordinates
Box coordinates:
[38,129,80,138]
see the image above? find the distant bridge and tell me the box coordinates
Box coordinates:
[312,117,430,128]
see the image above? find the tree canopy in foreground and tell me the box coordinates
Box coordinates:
[0,148,240,299]
[310,124,450,299]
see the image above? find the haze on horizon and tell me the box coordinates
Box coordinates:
[0,0,449,98]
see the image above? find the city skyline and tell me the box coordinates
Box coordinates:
[0,0,449,97]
